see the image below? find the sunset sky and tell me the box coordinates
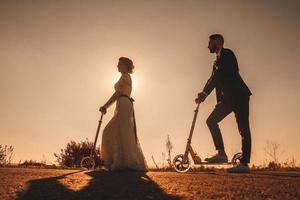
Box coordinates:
[0,0,299,167]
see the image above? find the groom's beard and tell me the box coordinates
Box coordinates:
[209,45,217,53]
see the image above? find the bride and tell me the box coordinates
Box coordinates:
[99,57,148,171]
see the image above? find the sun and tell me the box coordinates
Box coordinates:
[131,74,139,91]
[111,73,139,92]
[112,73,120,84]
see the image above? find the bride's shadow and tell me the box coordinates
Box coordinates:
[17,170,182,200]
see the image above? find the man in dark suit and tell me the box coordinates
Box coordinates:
[196,34,252,173]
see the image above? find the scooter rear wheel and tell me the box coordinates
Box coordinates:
[173,154,191,173]
[231,152,242,165]
[80,156,96,170]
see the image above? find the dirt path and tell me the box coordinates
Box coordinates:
[0,167,299,200]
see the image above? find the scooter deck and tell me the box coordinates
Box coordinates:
[194,161,237,165]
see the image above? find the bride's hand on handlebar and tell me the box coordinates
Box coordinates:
[99,106,107,114]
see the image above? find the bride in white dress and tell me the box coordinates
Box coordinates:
[99,57,148,171]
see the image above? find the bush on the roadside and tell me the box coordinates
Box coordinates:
[0,144,14,166]
[261,140,299,170]
[19,160,47,167]
[54,138,100,168]
[0,145,5,165]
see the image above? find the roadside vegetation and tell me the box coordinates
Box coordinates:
[0,139,298,171]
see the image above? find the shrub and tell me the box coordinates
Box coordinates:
[54,138,100,168]
[0,145,5,165]
[19,160,46,167]
[0,144,14,166]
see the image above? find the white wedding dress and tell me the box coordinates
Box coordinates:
[101,73,148,171]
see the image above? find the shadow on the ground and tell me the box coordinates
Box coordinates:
[17,170,181,200]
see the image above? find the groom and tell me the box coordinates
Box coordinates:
[195,34,252,173]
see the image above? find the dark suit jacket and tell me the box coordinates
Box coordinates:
[203,48,252,104]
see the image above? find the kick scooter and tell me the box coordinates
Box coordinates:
[80,112,104,170]
[173,102,242,173]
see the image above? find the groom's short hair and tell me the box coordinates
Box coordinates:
[209,34,224,44]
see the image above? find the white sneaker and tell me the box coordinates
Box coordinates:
[204,153,228,163]
[227,163,250,173]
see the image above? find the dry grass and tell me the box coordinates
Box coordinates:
[0,167,299,200]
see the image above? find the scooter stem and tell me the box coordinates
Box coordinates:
[184,102,201,159]
[92,112,104,154]
[188,102,200,143]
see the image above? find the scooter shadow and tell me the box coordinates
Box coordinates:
[17,169,182,200]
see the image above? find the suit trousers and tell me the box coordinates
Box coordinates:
[206,98,251,164]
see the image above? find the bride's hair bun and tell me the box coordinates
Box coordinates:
[119,57,135,73]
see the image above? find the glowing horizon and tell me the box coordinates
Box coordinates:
[0,0,299,167]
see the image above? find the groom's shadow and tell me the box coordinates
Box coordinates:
[17,170,182,200]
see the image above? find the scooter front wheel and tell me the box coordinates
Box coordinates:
[173,154,191,173]
[80,156,96,170]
